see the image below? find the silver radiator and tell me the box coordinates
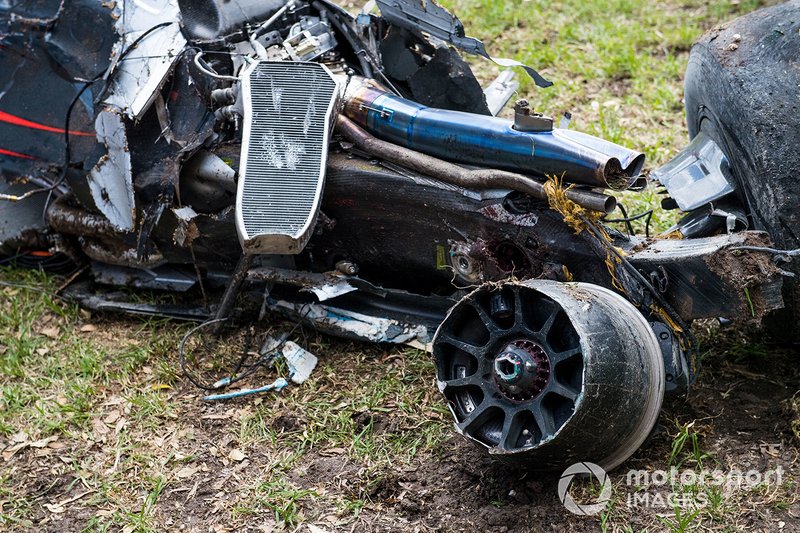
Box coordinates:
[236,61,339,254]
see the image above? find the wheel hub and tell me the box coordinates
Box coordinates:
[493,339,550,401]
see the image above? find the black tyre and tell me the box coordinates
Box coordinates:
[684,2,800,333]
[685,1,800,245]
[433,280,664,471]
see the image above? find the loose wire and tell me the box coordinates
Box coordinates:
[604,203,654,238]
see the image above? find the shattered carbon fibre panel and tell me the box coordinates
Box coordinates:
[379,27,491,115]
[0,180,49,255]
[0,34,97,177]
[177,0,286,41]
[88,111,135,231]
[307,153,603,294]
[102,0,186,120]
[628,232,784,322]
[43,1,118,82]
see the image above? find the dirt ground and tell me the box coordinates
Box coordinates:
[1,304,798,531]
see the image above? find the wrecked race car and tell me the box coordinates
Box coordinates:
[1,0,797,471]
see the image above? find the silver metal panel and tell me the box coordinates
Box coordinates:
[651,132,735,212]
[484,70,518,116]
[88,110,135,230]
[236,61,338,254]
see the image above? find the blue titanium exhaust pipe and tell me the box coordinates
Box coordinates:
[343,79,645,190]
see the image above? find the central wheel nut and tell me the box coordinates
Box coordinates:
[493,340,550,401]
[494,352,529,384]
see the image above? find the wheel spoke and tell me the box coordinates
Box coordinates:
[531,402,557,437]
[457,400,494,434]
[499,411,525,450]
[467,300,496,331]
[538,306,559,337]
[549,346,581,365]
[436,332,486,357]
[549,380,579,402]
[513,288,525,326]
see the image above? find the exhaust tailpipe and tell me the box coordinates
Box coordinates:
[343,79,644,190]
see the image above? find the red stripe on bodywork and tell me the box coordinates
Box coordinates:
[0,110,94,137]
[0,147,36,159]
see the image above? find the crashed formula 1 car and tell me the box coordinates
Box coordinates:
[1,0,798,471]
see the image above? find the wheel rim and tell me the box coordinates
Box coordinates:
[434,284,583,451]
[433,280,665,470]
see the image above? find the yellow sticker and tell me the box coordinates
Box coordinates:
[436,245,447,270]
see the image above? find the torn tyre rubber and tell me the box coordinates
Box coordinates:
[433,280,664,471]
[684,2,800,334]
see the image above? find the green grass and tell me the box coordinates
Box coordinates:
[668,420,713,469]
[0,269,188,442]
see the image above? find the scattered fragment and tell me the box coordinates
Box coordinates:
[44,490,95,514]
[176,464,200,478]
[40,326,60,339]
[282,341,318,384]
[203,377,289,401]
[228,449,246,462]
[30,435,58,448]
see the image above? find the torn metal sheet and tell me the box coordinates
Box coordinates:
[271,299,428,345]
[247,266,358,301]
[307,282,358,300]
[62,282,211,320]
[103,0,186,120]
[88,110,135,231]
[374,0,552,87]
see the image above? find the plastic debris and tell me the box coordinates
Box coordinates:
[282,340,318,384]
[202,336,318,401]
